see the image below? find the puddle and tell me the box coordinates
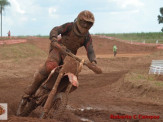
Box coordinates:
[80,117,94,122]
[67,105,106,112]
[66,105,108,122]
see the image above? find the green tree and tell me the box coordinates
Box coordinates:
[0,0,10,37]
[158,7,163,32]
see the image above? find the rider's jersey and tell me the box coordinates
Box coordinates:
[49,22,96,63]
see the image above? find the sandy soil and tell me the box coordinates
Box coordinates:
[0,35,163,122]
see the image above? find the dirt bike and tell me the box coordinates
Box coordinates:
[16,44,102,119]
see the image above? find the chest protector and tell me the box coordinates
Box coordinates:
[59,25,86,54]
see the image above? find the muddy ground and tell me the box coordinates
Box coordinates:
[0,35,163,122]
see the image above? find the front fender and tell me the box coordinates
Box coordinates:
[64,73,79,87]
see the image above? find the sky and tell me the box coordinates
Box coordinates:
[2,0,163,36]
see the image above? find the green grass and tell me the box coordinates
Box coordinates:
[0,35,49,40]
[96,32,163,44]
[0,43,47,60]
[16,35,49,38]
[0,37,26,40]
[125,72,163,89]
[155,82,163,87]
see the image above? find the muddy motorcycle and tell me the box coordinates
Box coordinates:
[16,45,102,119]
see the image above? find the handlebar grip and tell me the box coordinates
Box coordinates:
[85,62,102,74]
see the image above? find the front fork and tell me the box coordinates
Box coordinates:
[40,72,73,119]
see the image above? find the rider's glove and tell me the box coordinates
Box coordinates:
[51,41,67,52]
[51,36,58,42]
[50,36,58,42]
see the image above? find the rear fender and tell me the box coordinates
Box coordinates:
[64,73,79,87]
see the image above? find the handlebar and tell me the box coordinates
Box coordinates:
[53,43,102,74]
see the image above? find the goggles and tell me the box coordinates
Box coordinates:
[79,20,93,29]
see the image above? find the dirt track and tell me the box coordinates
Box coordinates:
[0,35,163,122]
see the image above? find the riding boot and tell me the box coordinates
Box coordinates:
[24,71,47,96]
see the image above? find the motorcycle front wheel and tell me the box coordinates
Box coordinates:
[40,92,68,119]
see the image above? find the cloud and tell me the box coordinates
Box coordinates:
[48,7,58,18]
[109,0,144,8]
[20,17,28,22]
[10,0,25,14]
[31,18,37,21]
[110,9,139,15]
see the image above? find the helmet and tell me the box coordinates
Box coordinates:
[77,10,95,23]
[74,10,95,36]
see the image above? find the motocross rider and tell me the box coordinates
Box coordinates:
[23,10,97,98]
